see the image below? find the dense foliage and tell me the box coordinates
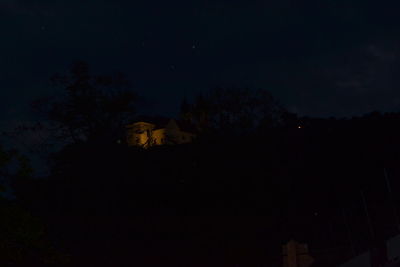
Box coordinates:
[13,111,400,266]
[8,63,400,265]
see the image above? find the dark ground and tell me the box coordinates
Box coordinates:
[9,113,400,266]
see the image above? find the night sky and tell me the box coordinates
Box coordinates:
[2,0,400,129]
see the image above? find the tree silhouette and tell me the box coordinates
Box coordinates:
[0,145,70,265]
[33,61,138,146]
[180,87,286,136]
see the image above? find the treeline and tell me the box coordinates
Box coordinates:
[3,62,400,266]
[14,111,400,266]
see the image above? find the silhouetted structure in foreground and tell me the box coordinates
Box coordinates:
[283,240,314,267]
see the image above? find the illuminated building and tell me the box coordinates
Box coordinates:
[126,117,196,148]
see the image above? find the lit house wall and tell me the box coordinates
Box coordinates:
[126,122,155,147]
[163,120,196,144]
[126,119,196,148]
[152,129,166,145]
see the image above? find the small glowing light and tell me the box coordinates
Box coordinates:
[298,126,302,129]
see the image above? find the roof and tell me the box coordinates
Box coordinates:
[129,116,197,133]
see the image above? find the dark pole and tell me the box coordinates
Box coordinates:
[360,189,375,242]
[384,167,400,232]
[343,208,356,256]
